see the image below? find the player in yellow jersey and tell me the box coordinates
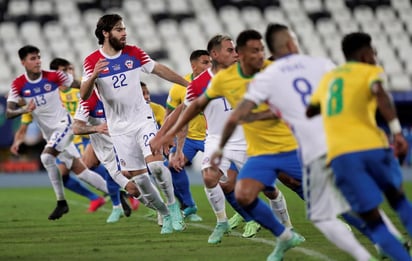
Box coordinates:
[141,82,166,127]
[165,50,210,221]
[307,32,412,260]
[152,30,304,257]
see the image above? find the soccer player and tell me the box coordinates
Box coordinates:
[80,14,187,234]
[73,89,157,223]
[141,82,166,127]
[10,57,107,213]
[307,32,412,260]
[151,31,298,248]
[233,23,376,261]
[6,45,108,220]
[203,30,306,260]
[165,49,210,221]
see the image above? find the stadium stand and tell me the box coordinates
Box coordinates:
[0,0,411,95]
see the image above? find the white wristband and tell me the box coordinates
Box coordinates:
[388,118,402,135]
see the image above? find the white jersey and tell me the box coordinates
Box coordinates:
[184,68,246,150]
[74,90,112,151]
[82,45,156,136]
[7,70,72,139]
[244,54,335,165]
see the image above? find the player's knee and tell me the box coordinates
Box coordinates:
[235,190,253,207]
[147,161,164,176]
[202,169,220,188]
[40,153,56,167]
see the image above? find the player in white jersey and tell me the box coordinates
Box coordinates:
[151,34,292,243]
[73,89,164,223]
[6,45,109,220]
[80,14,188,234]
[219,23,394,261]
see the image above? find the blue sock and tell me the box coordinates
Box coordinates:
[170,167,195,208]
[341,212,375,243]
[91,164,108,178]
[102,167,121,206]
[393,196,412,236]
[63,174,99,201]
[224,191,253,221]
[367,218,411,260]
[243,198,285,237]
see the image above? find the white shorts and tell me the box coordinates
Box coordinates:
[202,140,247,181]
[57,142,81,169]
[45,122,74,152]
[303,155,350,221]
[110,122,157,171]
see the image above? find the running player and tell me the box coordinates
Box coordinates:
[307,32,412,260]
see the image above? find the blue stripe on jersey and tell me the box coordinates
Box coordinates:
[98,54,142,78]
[21,79,59,97]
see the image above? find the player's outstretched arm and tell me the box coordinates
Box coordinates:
[73,120,109,136]
[211,99,256,168]
[152,63,190,87]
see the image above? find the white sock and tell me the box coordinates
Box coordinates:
[111,170,129,189]
[77,168,108,194]
[204,185,227,222]
[41,153,65,200]
[314,219,372,261]
[269,189,293,228]
[380,209,403,239]
[132,173,169,215]
[147,161,175,205]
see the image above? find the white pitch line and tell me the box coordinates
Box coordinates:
[57,198,337,261]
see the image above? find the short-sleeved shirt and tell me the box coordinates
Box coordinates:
[185,68,246,150]
[310,62,389,163]
[245,54,335,165]
[150,102,166,127]
[167,73,206,141]
[8,70,71,139]
[82,45,155,136]
[205,61,298,156]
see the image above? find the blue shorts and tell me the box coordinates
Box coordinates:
[331,148,403,214]
[170,138,204,165]
[239,150,302,192]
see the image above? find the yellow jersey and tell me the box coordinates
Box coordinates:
[205,61,298,156]
[310,62,389,163]
[167,73,207,141]
[150,101,166,127]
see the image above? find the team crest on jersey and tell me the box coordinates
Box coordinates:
[34,87,41,93]
[44,83,52,92]
[23,89,31,96]
[112,64,121,71]
[125,60,133,69]
[120,159,126,167]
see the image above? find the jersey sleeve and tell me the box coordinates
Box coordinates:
[166,84,182,110]
[310,75,328,106]
[7,78,23,103]
[55,71,73,88]
[130,46,155,74]
[74,98,90,123]
[204,75,222,100]
[243,73,269,106]
[368,66,387,92]
[21,113,33,124]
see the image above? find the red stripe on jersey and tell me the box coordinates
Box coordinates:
[186,70,212,102]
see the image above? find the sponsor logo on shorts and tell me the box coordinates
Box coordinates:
[120,159,126,167]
